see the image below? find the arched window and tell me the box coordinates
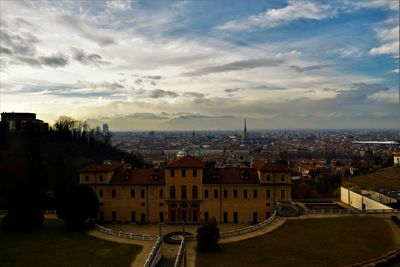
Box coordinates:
[170,186,176,199]
[181,186,187,199]
[192,185,198,199]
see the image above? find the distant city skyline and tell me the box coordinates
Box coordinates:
[0,0,399,130]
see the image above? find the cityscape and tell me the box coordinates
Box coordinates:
[1,0,399,267]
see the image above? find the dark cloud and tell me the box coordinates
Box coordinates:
[143,75,163,80]
[0,29,38,56]
[149,89,179,98]
[71,47,110,66]
[57,14,114,46]
[135,79,143,84]
[224,88,242,93]
[289,64,331,72]
[0,29,68,68]
[38,54,68,67]
[184,92,205,98]
[181,58,285,76]
[0,46,12,55]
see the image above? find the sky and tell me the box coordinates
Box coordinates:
[0,0,399,130]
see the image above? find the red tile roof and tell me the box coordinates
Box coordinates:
[80,161,123,172]
[165,155,204,168]
[111,168,165,185]
[252,160,290,172]
[203,167,260,184]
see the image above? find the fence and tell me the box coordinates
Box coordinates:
[143,236,163,267]
[304,209,400,215]
[174,237,186,267]
[185,211,277,241]
[94,224,159,241]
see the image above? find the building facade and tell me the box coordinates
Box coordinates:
[79,156,291,224]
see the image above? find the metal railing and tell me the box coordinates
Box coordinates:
[185,211,277,241]
[143,236,163,267]
[304,209,399,215]
[174,237,185,267]
[94,224,159,241]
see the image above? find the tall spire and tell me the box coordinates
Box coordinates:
[242,118,247,143]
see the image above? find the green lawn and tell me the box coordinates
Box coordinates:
[197,216,398,267]
[0,220,142,267]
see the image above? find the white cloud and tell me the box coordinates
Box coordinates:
[215,1,336,31]
[369,25,399,58]
[105,0,133,12]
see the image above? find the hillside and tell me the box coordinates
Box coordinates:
[0,127,143,209]
[342,166,400,190]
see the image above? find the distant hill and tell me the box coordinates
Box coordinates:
[85,113,277,131]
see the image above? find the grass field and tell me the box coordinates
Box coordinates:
[0,220,142,267]
[197,216,398,267]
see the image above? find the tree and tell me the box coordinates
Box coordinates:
[197,217,220,252]
[57,184,99,230]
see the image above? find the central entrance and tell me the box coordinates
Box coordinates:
[168,202,199,223]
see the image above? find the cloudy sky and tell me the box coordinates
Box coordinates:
[0,0,399,130]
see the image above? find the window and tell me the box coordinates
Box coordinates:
[223,212,228,223]
[112,189,116,199]
[266,212,271,218]
[192,185,198,199]
[181,186,187,199]
[204,212,209,222]
[253,212,258,224]
[141,189,145,199]
[171,169,175,177]
[182,169,186,177]
[243,189,248,199]
[141,213,146,223]
[266,189,271,198]
[266,202,271,207]
[85,176,89,182]
[266,175,271,182]
[159,202,163,206]
[99,189,103,198]
[193,169,197,177]
[233,189,238,199]
[112,211,116,222]
[204,189,209,198]
[214,189,219,198]
[253,189,258,199]
[131,189,135,198]
[99,175,103,182]
[281,189,286,200]
[170,186,176,199]
[281,175,285,182]
[159,212,164,222]
[131,212,136,222]
[159,189,164,198]
[223,189,228,198]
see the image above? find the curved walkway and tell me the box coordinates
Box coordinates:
[87,229,153,267]
[185,216,287,267]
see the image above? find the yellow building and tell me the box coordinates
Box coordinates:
[79,156,291,224]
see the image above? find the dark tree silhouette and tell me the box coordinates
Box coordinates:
[57,184,99,230]
[197,217,220,252]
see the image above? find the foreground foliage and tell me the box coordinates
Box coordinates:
[197,217,220,252]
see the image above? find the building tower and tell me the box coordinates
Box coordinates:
[102,123,109,136]
[242,118,247,143]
